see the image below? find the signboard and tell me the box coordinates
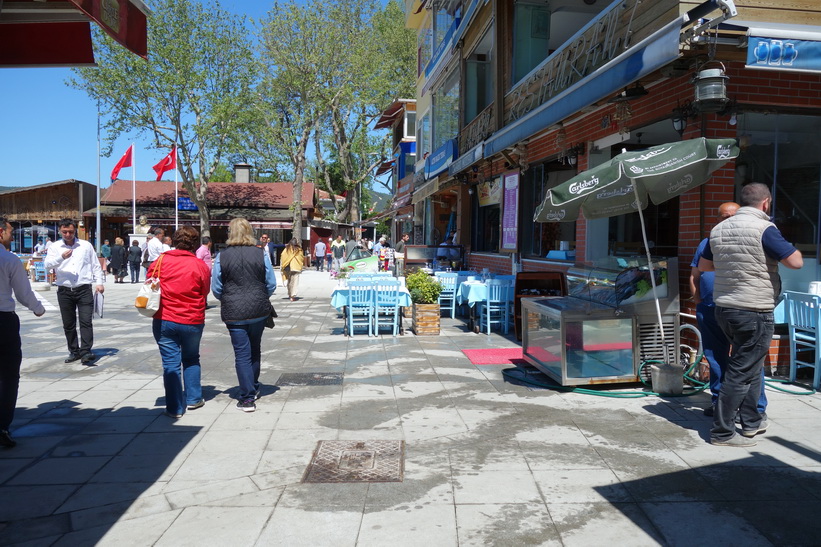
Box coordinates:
[478,176,502,207]
[501,171,519,252]
[177,197,198,211]
[424,139,458,180]
[747,36,821,72]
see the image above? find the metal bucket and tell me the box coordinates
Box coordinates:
[650,363,683,396]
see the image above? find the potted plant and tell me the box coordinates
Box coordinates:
[330,266,354,286]
[406,269,443,335]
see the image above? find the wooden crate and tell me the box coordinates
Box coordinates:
[412,303,440,335]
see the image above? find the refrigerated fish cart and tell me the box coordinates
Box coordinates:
[521,257,679,386]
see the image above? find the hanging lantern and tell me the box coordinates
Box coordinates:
[693,63,729,112]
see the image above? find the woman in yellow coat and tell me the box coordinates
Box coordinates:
[279,238,304,301]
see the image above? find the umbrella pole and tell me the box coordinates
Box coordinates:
[631,182,671,365]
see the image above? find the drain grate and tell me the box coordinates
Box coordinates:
[276,372,343,386]
[302,440,405,483]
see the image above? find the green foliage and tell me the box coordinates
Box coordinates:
[69,0,256,236]
[405,269,443,304]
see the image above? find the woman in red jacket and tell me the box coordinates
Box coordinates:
[147,226,211,418]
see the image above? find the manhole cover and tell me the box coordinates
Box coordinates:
[302,440,404,483]
[276,372,343,386]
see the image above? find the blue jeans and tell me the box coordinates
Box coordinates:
[152,319,204,415]
[712,307,773,442]
[227,319,266,400]
[698,302,767,412]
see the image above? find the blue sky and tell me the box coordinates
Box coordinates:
[0,1,275,188]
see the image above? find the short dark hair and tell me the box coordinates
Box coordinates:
[59,218,76,229]
[153,227,164,236]
[172,226,200,252]
[132,240,139,246]
[740,182,771,207]
[0,216,7,226]
[201,236,211,245]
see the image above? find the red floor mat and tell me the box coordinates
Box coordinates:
[462,348,527,365]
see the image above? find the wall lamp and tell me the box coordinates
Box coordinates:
[693,62,730,113]
[566,143,585,166]
[671,101,697,137]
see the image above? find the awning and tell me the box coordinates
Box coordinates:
[83,205,299,225]
[375,160,395,177]
[412,179,439,204]
[0,0,149,67]
[726,20,821,73]
[483,18,681,158]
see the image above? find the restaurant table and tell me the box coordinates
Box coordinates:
[331,284,412,335]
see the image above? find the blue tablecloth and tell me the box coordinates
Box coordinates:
[331,286,412,309]
[456,281,514,307]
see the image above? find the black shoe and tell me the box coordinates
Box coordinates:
[65,353,81,363]
[236,399,256,413]
[703,405,715,417]
[0,430,16,448]
[81,353,97,364]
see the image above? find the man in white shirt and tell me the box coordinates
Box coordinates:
[33,239,45,255]
[314,238,327,271]
[145,228,165,270]
[1,217,46,447]
[44,219,104,365]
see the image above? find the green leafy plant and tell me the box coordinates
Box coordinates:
[406,269,443,304]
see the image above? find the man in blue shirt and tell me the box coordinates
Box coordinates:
[699,183,803,447]
[0,217,46,447]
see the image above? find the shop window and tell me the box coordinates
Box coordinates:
[512,1,550,85]
[418,24,432,77]
[736,112,820,257]
[521,162,576,258]
[432,69,460,150]
[417,110,431,161]
[465,27,494,123]
[405,111,416,139]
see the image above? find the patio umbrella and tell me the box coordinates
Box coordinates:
[533,137,740,362]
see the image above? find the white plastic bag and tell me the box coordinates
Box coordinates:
[135,255,163,317]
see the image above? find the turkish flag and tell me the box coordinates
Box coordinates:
[153,146,177,181]
[110,145,133,182]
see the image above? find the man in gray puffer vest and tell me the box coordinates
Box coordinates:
[698,182,803,447]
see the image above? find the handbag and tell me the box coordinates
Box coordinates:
[141,246,150,269]
[135,255,164,317]
[265,304,278,329]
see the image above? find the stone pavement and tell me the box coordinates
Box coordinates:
[2,268,821,546]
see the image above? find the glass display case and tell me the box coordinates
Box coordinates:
[522,257,679,386]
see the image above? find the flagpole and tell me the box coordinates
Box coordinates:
[132,143,136,232]
[96,100,101,254]
[174,146,179,231]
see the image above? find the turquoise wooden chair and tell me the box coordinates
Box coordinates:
[373,278,401,336]
[478,279,512,334]
[785,291,821,389]
[436,272,459,318]
[346,280,375,336]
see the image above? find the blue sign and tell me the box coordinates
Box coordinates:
[747,37,821,72]
[177,197,198,211]
[424,139,458,180]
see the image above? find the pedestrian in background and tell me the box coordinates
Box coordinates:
[330,235,346,272]
[0,216,46,448]
[325,238,333,272]
[100,239,111,273]
[109,237,128,283]
[211,218,276,413]
[698,183,803,447]
[44,218,104,365]
[127,240,142,283]
[279,238,304,302]
[196,236,213,308]
[149,226,211,418]
[314,238,327,271]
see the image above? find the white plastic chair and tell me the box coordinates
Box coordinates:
[785,291,821,389]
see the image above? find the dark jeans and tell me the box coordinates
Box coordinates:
[153,319,204,415]
[226,318,266,401]
[129,260,141,283]
[57,285,94,357]
[0,312,22,430]
[712,306,773,442]
[698,302,767,412]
